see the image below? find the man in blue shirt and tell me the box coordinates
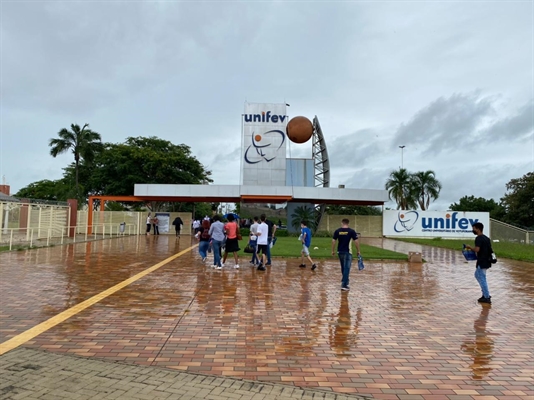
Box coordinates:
[299,221,317,270]
[332,219,361,291]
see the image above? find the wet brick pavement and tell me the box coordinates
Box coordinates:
[0,347,368,400]
[0,235,533,399]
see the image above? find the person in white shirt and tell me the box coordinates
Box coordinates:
[249,216,260,266]
[256,215,269,271]
[146,214,152,235]
[192,219,200,234]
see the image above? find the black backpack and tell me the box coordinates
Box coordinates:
[489,245,497,264]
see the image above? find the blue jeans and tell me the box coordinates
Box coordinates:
[249,240,258,264]
[475,266,490,298]
[266,237,272,264]
[212,240,223,267]
[338,252,352,288]
[199,241,209,259]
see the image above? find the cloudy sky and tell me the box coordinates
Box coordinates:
[1,0,533,210]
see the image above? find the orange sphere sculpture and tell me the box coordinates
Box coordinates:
[286,116,313,144]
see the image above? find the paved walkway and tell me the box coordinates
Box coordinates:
[0,347,368,399]
[0,235,533,399]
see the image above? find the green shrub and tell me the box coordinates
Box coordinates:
[313,230,332,237]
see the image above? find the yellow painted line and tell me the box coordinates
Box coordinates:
[0,245,197,356]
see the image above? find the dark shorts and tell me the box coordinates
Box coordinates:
[225,238,240,253]
[257,244,268,254]
[146,224,151,233]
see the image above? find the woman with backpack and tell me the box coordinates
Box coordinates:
[222,214,241,269]
[195,219,211,262]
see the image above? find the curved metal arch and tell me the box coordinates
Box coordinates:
[312,116,330,231]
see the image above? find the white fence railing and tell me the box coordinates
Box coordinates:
[0,223,138,251]
[491,219,533,245]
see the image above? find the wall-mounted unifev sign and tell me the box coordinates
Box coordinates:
[242,103,287,187]
[383,210,491,238]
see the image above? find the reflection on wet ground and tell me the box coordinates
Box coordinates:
[1,236,532,399]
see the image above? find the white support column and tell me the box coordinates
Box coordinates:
[26,205,32,241]
[49,206,54,238]
[67,206,71,239]
[38,207,42,238]
[0,203,4,241]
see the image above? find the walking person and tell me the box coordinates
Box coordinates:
[299,220,317,270]
[249,216,260,266]
[465,222,493,304]
[262,214,277,266]
[256,215,269,271]
[172,216,184,237]
[331,219,361,291]
[208,215,226,269]
[152,215,160,235]
[222,214,240,269]
[192,219,201,235]
[146,213,152,235]
[195,219,211,262]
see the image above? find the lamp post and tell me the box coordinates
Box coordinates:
[399,145,406,169]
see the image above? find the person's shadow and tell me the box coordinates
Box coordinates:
[329,292,362,357]
[461,305,495,380]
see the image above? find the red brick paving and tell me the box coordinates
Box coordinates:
[1,235,532,399]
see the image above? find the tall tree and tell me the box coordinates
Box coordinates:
[14,179,72,202]
[49,123,102,201]
[449,195,505,219]
[411,170,442,210]
[385,168,418,210]
[500,172,534,228]
[84,136,212,197]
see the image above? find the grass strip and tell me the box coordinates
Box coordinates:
[238,237,407,260]
[394,238,534,263]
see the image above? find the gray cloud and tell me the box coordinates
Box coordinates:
[1,1,532,204]
[328,129,384,170]
[393,92,495,154]
[483,100,534,142]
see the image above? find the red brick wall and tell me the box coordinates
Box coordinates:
[0,185,10,195]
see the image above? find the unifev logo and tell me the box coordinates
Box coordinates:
[420,212,479,232]
[244,130,285,164]
[394,211,419,233]
[384,210,488,238]
[243,111,287,124]
[392,211,480,233]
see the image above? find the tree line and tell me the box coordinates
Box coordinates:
[15,123,214,216]
[14,123,533,229]
[384,167,532,229]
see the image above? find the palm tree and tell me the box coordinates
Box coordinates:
[385,168,418,210]
[412,170,442,210]
[290,205,317,231]
[49,123,102,200]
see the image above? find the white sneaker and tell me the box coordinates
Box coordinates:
[216,266,223,270]
[221,263,225,267]
[211,265,217,268]
[234,264,240,269]
[202,257,207,262]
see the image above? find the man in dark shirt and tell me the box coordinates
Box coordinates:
[261,214,277,266]
[331,219,361,291]
[465,222,492,303]
[172,216,184,237]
